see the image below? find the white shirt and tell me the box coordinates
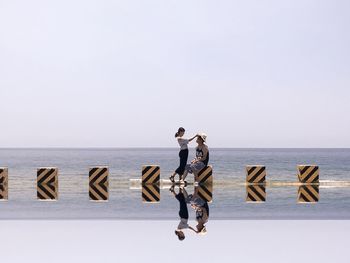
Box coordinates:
[177,137,189,150]
[177,218,189,230]
[189,196,206,207]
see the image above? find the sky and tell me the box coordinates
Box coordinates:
[1,0,350,148]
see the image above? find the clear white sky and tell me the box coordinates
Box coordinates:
[1,0,349,148]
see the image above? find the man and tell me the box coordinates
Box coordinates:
[180,133,209,183]
[188,186,209,235]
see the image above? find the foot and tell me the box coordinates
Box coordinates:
[169,174,175,183]
[179,179,187,187]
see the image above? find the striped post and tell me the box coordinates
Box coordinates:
[142,165,160,203]
[37,167,58,200]
[142,184,160,203]
[298,185,319,203]
[195,184,213,203]
[142,165,160,185]
[0,167,8,200]
[196,165,213,184]
[246,184,266,202]
[297,165,319,183]
[89,167,109,201]
[246,165,266,184]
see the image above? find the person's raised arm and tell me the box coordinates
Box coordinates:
[188,134,198,142]
[188,226,198,233]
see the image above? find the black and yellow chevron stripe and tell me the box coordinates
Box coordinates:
[195,184,213,203]
[298,185,319,203]
[246,165,266,183]
[196,165,213,184]
[246,184,266,202]
[37,168,58,200]
[89,167,109,201]
[142,184,160,203]
[0,168,8,200]
[297,165,319,183]
[142,165,160,184]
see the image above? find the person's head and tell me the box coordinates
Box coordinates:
[175,230,185,241]
[175,127,185,138]
[196,133,207,145]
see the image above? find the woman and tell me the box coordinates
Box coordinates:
[169,186,197,241]
[170,127,197,183]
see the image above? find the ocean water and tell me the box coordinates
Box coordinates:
[1,148,350,219]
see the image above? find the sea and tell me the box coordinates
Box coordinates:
[1,148,350,219]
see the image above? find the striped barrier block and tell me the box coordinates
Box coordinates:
[298,185,319,203]
[89,167,109,201]
[142,184,160,203]
[0,167,8,200]
[142,165,160,184]
[195,184,213,203]
[246,184,266,202]
[246,165,266,184]
[196,165,213,184]
[297,165,319,183]
[37,167,58,200]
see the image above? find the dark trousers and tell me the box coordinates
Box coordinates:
[175,193,189,219]
[175,149,188,175]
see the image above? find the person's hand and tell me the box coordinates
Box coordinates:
[188,226,199,233]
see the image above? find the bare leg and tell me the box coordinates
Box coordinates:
[181,187,189,200]
[181,169,189,181]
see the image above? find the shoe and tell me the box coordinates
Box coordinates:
[179,180,187,187]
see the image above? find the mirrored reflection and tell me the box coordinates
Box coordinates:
[298,185,319,203]
[170,185,210,241]
[142,184,160,203]
[195,184,213,203]
[246,184,266,202]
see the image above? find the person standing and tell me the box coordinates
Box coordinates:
[169,186,190,241]
[169,127,197,183]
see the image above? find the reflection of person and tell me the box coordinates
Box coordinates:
[170,186,196,241]
[181,133,209,182]
[170,127,197,183]
[194,202,209,234]
[188,187,209,234]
